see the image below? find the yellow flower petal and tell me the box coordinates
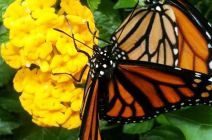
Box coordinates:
[71,99,82,111]
[40,61,49,72]
[62,113,81,129]
[39,42,53,59]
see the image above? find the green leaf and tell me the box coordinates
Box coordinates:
[123,120,154,134]
[94,0,121,43]
[94,11,121,41]
[164,105,212,140]
[0,95,23,113]
[114,0,137,9]
[167,105,212,125]
[0,59,16,87]
[0,0,12,43]
[140,125,185,140]
[100,120,120,130]
[102,125,138,140]
[0,119,20,135]
[189,0,212,22]
[87,0,101,10]
[0,83,24,110]
[156,114,172,125]
[0,25,9,43]
[15,126,79,140]
[0,108,21,135]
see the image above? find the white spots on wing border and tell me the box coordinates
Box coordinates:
[209,61,212,70]
[195,72,202,78]
[174,26,178,36]
[174,67,182,70]
[175,59,178,66]
[173,48,178,55]
[208,43,212,48]
[206,31,212,39]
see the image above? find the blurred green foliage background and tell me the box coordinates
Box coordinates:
[0,0,212,139]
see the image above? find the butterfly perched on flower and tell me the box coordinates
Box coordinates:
[55,0,212,140]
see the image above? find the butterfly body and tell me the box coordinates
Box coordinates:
[88,44,128,79]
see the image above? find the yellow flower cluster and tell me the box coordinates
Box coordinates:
[14,68,83,128]
[1,0,96,129]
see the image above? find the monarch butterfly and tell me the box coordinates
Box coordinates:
[54,0,212,140]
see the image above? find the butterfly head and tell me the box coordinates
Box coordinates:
[88,44,128,78]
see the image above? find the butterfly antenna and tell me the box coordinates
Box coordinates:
[116,2,139,41]
[64,15,92,58]
[53,28,90,49]
[86,21,111,44]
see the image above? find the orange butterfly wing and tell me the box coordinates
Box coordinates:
[169,0,212,74]
[100,61,212,123]
[79,78,101,140]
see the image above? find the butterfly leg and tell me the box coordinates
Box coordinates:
[52,65,88,83]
